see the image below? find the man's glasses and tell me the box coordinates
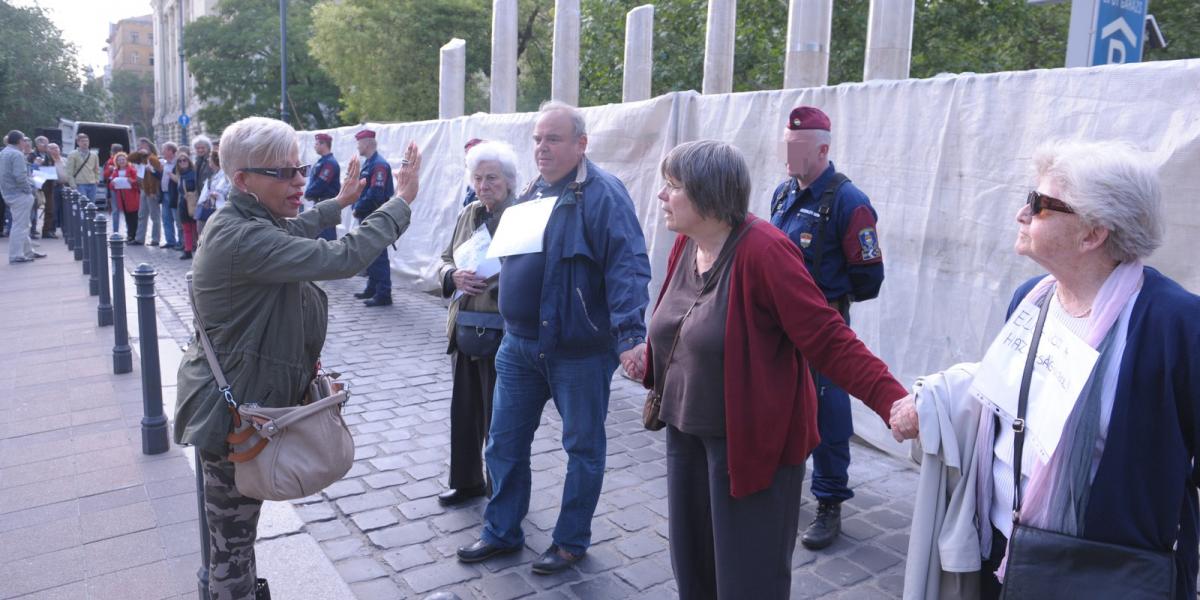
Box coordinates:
[1026,190,1074,216]
[240,165,310,180]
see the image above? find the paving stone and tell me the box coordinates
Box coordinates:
[351,507,399,532]
[860,508,911,531]
[295,502,337,522]
[367,521,435,549]
[480,571,537,600]
[398,479,442,501]
[615,530,665,560]
[841,517,885,542]
[432,508,484,534]
[322,536,371,561]
[401,560,480,593]
[606,504,658,532]
[398,497,444,520]
[335,556,389,583]
[846,545,902,572]
[569,572,637,600]
[323,478,367,500]
[792,570,838,599]
[381,545,437,572]
[614,555,673,590]
[814,557,872,587]
[307,518,352,542]
[335,490,398,514]
[79,501,156,543]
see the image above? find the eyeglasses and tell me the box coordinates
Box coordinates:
[1026,190,1074,216]
[239,165,310,180]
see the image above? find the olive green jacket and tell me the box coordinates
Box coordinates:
[174,190,412,453]
[438,198,509,350]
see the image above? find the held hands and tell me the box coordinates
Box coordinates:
[453,269,487,296]
[620,342,647,381]
[394,142,421,204]
[889,393,919,443]
[335,156,365,209]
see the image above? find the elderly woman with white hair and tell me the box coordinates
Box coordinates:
[891,140,1200,599]
[174,117,421,599]
[435,140,518,506]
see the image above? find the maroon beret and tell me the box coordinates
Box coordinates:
[314,133,332,143]
[464,138,484,151]
[354,129,376,140]
[787,106,831,131]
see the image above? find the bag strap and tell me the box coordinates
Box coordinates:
[186,273,238,413]
[654,220,753,396]
[72,152,91,179]
[1011,286,1054,522]
[810,172,849,279]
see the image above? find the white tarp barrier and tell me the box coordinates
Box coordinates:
[300,58,1200,457]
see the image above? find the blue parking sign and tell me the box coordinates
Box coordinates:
[1092,0,1148,65]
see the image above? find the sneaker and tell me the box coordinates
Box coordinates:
[28,251,47,259]
[800,501,842,550]
[8,256,34,264]
[179,251,193,260]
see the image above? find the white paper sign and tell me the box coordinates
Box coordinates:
[31,172,47,187]
[486,196,557,258]
[969,297,1100,462]
[135,164,147,178]
[37,166,58,181]
[453,225,501,279]
[112,176,132,190]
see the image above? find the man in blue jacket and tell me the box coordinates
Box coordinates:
[351,129,394,307]
[305,133,340,241]
[770,106,885,550]
[457,101,651,575]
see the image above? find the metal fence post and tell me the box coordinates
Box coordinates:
[110,235,133,374]
[82,201,96,277]
[94,213,113,327]
[133,263,169,455]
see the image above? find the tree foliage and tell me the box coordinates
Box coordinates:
[183,0,342,133]
[0,1,107,134]
[109,71,155,139]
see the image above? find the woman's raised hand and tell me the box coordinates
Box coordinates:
[335,156,365,208]
[395,142,421,204]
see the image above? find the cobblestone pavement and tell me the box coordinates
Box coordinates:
[127,243,919,600]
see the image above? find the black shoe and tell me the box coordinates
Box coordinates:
[456,539,521,563]
[801,501,842,550]
[129,240,143,246]
[364,297,392,307]
[254,577,271,600]
[42,232,58,239]
[179,251,193,260]
[29,231,39,239]
[437,485,488,506]
[353,290,374,299]
[531,544,584,575]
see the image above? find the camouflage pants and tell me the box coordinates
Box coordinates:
[200,450,263,600]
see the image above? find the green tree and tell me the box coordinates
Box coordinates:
[183,0,342,133]
[109,71,155,139]
[1143,0,1199,63]
[0,1,107,134]
[309,0,491,122]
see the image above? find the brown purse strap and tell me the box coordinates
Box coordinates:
[187,273,243,432]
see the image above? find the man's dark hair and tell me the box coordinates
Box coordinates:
[5,130,23,145]
[111,143,123,152]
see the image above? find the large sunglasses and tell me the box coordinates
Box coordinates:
[239,165,310,180]
[1026,190,1074,216]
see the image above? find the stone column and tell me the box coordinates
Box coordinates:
[783,0,832,88]
[551,0,580,105]
[622,5,654,102]
[863,0,914,81]
[702,0,737,95]
[439,38,466,119]
[491,0,517,113]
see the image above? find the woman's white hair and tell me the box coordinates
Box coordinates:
[192,134,213,150]
[217,117,298,181]
[465,141,519,198]
[1034,140,1163,263]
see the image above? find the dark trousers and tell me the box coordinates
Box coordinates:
[122,210,139,241]
[448,350,496,489]
[364,249,391,300]
[199,450,264,600]
[666,425,806,600]
[810,299,854,504]
[980,526,1009,599]
[40,182,55,234]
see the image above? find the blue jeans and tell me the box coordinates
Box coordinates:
[482,334,618,555]
[160,192,177,246]
[364,249,391,300]
[76,184,97,206]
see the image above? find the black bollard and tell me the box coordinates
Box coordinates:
[63,189,74,250]
[134,263,169,455]
[82,202,96,276]
[195,451,211,599]
[73,193,84,260]
[110,235,133,374]
[95,214,113,327]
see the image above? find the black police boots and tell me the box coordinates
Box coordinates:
[801,501,842,550]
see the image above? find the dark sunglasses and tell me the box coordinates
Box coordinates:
[1026,190,1074,216]
[239,165,310,180]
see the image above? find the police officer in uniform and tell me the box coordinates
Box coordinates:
[305,133,340,241]
[352,129,395,307]
[769,106,885,550]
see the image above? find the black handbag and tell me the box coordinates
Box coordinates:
[454,310,505,358]
[1000,289,1175,599]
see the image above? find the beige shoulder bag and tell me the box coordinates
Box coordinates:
[187,273,354,501]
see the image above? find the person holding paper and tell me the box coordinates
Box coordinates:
[128,138,164,246]
[890,141,1200,599]
[435,140,517,507]
[105,152,140,243]
[457,102,652,575]
[30,136,55,239]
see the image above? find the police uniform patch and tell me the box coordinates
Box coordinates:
[373,169,385,186]
[858,227,881,261]
[799,232,813,248]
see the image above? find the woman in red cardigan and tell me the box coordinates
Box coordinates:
[104,152,140,241]
[637,140,907,599]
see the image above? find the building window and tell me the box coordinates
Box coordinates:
[150,57,154,66]
[131,31,139,43]
[132,52,140,64]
